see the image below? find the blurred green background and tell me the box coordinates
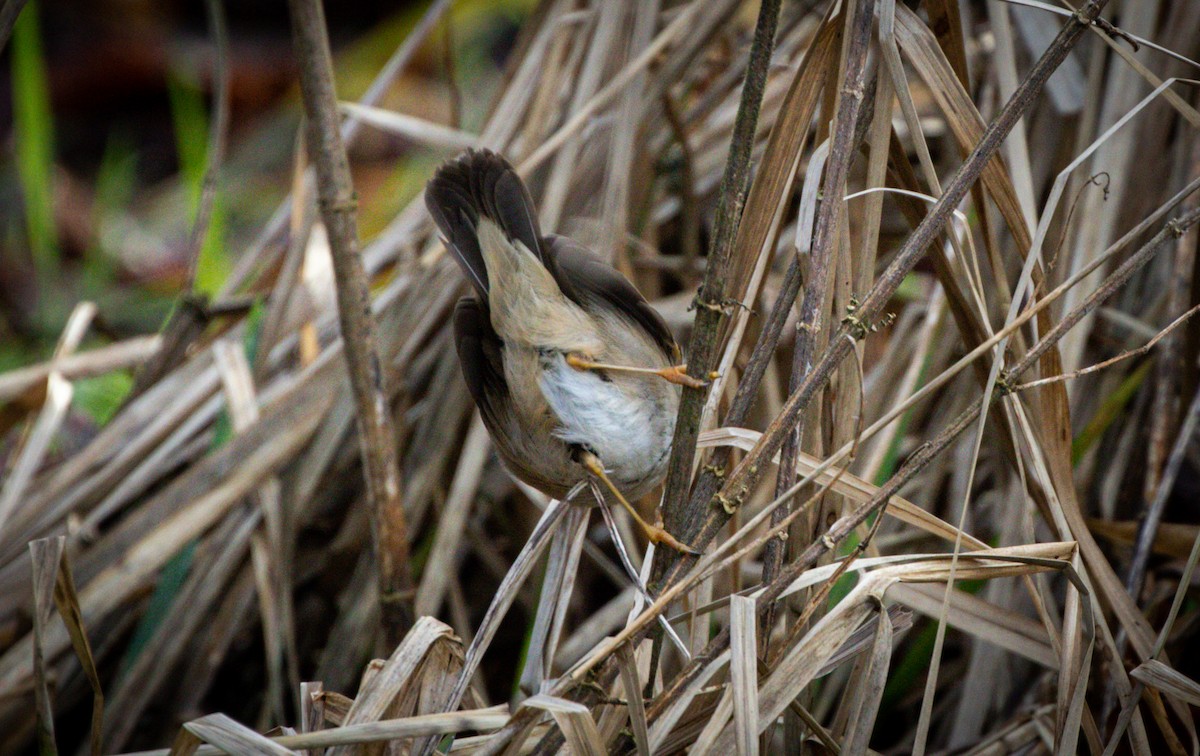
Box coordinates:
[0,0,530,426]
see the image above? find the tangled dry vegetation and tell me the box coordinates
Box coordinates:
[2,0,1200,753]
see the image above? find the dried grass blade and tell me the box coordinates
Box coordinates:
[337,103,477,151]
[518,502,588,695]
[1131,660,1200,708]
[520,694,605,756]
[647,649,729,753]
[0,335,160,403]
[0,373,72,534]
[328,617,456,756]
[300,681,324,756]
[888,583,1056,667]
[29,537,63,755]
[49,537,104,755]
[842,600,891,755]
[426,496,570,739]
[416,413,490,618]
[615,644,650,756]
[168,727,204,756]
[729,595,760,756]
[129,707,511,756]
[180,713,297,755]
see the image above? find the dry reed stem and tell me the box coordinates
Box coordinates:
[288,0,414,643]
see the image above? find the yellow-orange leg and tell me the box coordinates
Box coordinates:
[577,451,699,555]
[566,353,710,389]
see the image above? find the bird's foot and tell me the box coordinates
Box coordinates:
[576,449,699,556]
[654,364,711,390]
[641,519,700,555]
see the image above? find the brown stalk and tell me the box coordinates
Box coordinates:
[287,0,414,643]
[639,0,785,698]
[764,0,876,635]
[655,18,845,573]
[658,0,784,539]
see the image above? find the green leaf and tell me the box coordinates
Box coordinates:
[11,0,57,279]
[167,68,230,296]
[1071,361,1151,465]
[73,371,133,426]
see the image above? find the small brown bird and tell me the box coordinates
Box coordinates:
[426,149,698,552]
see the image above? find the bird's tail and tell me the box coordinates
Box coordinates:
[425,149,544,301]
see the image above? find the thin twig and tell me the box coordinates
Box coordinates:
[288,0,414,643]
[1012,304,1200,392]
[641,0,785,704]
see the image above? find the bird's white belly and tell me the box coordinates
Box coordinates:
[537,354,672,491]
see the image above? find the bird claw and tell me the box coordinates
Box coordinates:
[644,522,700,555]
[656,364,710,389]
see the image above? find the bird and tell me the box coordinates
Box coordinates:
[425,149,700,553]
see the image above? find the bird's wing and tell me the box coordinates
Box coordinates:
[453,296,575,498]
[425,149,544,302]
[543,234,679,362]
[452,296,508,427]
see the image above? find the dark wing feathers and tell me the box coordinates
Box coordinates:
[452,297,507,423]
[543,234,679,362]
[425,149,544,301]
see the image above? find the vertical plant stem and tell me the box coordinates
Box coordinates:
[763,0,875,634]
[288,0,414,644]
[658,0,784,541]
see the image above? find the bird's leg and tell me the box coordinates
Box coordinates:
[565,353,710,389]
[576,450,698,555]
